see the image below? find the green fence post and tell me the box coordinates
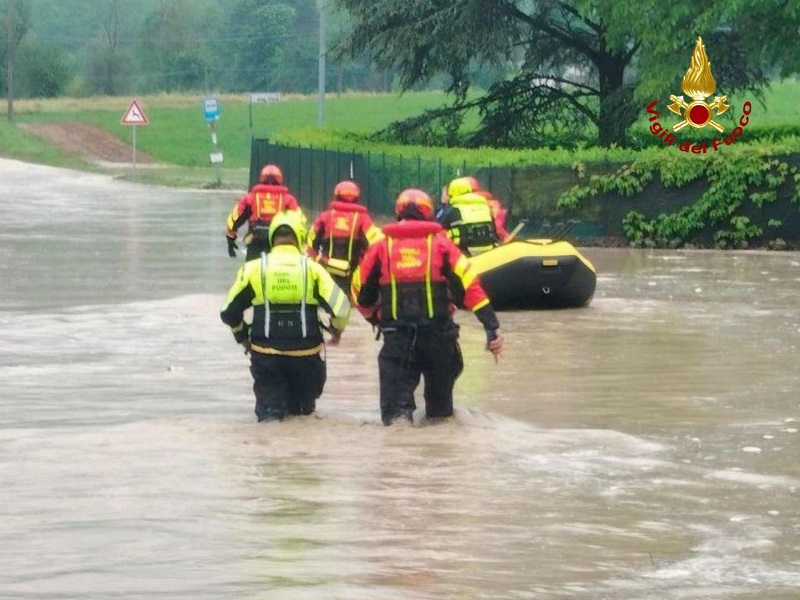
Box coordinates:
[297,144,303,203]
[399,154,403,195]
[309,145,314,210]
[437,158,442,197]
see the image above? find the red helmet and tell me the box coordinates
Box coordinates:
[334,180,360,202]
[395,188,434,221]
[259,164,283,185]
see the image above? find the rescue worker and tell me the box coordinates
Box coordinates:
[465,176,511,242]
[220,211,351,422]
[306,180,383,291]
[480,190,511,242]
[434,185,450,222]
[352,188,504,426]
[225,164,305,260]
[436,176,499,255]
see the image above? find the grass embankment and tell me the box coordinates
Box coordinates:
[1,80,799,187]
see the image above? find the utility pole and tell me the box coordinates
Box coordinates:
[5,0,14,122]
[317,0,326,128]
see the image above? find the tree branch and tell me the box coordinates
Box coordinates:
[624,41,641,62]
[501,3,600,64]
[538,84,599,125]
[557,2,601,34]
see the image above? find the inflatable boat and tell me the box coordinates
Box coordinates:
[469,239,596,310]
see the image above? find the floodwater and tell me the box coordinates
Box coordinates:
[1,158,798,599]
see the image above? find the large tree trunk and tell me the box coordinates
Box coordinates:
[596,53,627,147]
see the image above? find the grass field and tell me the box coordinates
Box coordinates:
[1,79,798,182]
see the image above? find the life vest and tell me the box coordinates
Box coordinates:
[257,248,320,344]
[447,192,498,254]
[250,184,290,242]
[324,201,368,277]
[380,221,451,324]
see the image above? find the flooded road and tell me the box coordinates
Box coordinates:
[1,158,798,599]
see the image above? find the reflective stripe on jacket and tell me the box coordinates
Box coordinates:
[225,184,300,242]
[221,245,350,355]
[446,192,498,255]
[352,220,499,331]
[307,201,383,277]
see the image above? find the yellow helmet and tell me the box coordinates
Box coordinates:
[269,210,306,247]
[447,177,474,198]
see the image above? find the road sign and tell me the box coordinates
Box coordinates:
[121,99,148,126]
[204,98,220,122]
[250,92,283,104]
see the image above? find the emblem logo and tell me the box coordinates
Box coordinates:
[644,36,752,153]
[666,37,730,132]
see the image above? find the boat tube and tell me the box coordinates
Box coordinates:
[469,239,596,310]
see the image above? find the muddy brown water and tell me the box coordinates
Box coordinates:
[1,158,798,599]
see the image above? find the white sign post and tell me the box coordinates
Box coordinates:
[121,99,149,180]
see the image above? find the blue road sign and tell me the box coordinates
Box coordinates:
[204,98,220,122]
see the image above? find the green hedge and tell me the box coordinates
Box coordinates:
[556,141,800,248]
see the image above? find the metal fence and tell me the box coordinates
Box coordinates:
[249,138,523,218]
[249,139,800,243]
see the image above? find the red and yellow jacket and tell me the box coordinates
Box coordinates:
[307,201,383,277]
[352,220,499,331]
[226,183,300,243]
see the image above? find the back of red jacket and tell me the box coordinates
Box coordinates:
[226,183,299,237]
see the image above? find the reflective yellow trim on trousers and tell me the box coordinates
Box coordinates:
[249,343,323,356]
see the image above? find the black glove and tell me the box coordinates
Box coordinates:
[234,325,251,355]
[226,236,238,258]
[233,323,250,344]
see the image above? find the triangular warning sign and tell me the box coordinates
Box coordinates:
[121,99,148,126]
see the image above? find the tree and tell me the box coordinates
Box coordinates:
[138,1,216,92]
[2,0,30,121]
[336,0,800,148]
[271,0,319,93]
[86,0,131,95]
[16,41,72,97]
[225,0,295,92]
